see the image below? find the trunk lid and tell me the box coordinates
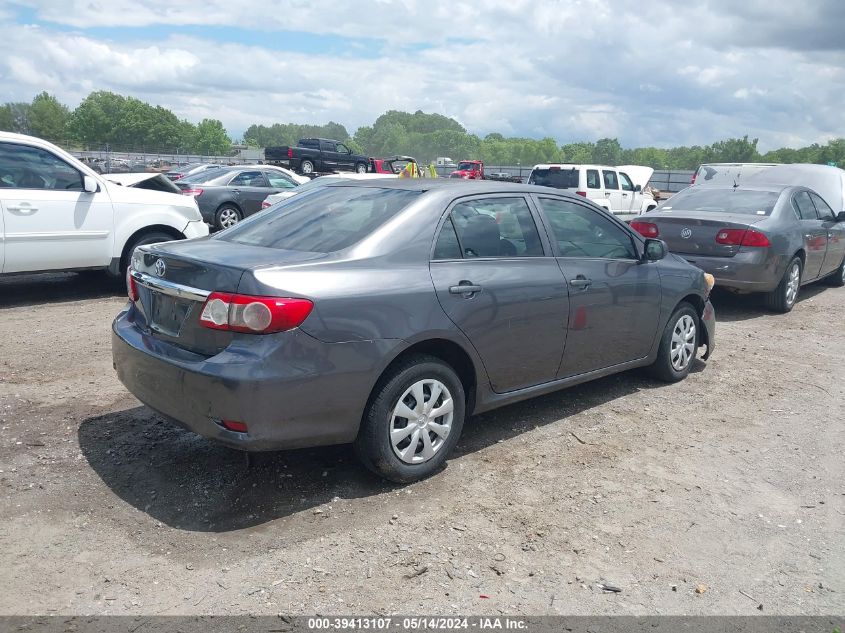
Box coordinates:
[643,211,765,257]
[130,238,326,356]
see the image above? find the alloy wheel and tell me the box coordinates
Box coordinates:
[670,314,696,372]
[785,262,800,306]
[390,379,454,464]
[219,208,239,229]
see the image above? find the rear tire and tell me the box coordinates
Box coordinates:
[647,302,699,383]
[355,163,367,174]
[826,256,845,287]
[300,160,315,175]
[765,257,802,312]
[354,355,465,484]
[214,205,242,231]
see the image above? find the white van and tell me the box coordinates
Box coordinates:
[528,164,657,217]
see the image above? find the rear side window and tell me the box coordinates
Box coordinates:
[528,168,579,189]
[0,142,83,191]
[450,197,544,258]
[793,191,818,220]
[432,217,462,259]
[538,197,638,259]
[809,192,835,221]
[219,186,421,253]
[586,169,601,189]
[299,139,319,149]
[602,170,619,190]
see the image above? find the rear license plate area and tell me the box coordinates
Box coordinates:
[149,290,194,337]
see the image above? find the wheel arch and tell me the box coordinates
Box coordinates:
[112,224,184,275]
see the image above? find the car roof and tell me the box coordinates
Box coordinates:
[532,163,620,170]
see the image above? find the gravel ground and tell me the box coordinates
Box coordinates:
[0,272,842,616]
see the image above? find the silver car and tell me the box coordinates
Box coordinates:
[113,180,715,483]
[633,184,845,312]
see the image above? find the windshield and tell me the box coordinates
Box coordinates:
[218,186,422,253]
[457,162,478,170]
[528,168,579,189]
[662,188,781,216]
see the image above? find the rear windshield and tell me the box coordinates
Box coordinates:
[217,186,422,253]
[663,188,780,216]
[178,168,230,183]
[528,168,579,189]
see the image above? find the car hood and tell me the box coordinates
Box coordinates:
[617,165,654,189]
[102,178,202,221]
[744,164,845,212]
[104,172,160,186]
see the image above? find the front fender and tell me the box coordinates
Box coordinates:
[112,201,203,259]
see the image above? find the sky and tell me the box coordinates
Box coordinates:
[1,0,843,150]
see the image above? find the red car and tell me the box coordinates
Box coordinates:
[450,160,484,179]
[369,155,417,175]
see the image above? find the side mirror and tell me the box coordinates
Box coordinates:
[83,175,99,193]
[634,184,642,192]
[836,211,845,223]
[643,238,667,262]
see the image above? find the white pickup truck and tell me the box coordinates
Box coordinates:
[0,132,208,277]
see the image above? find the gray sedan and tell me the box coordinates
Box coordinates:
[632,185,845,312]
[113,180,715,483]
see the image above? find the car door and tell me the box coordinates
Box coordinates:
[533,195,662,378]
[228,170,270,218]
[319,140,338,170]
[429,194,569,393]
[792,190,826,280]
[618,171,638,214]
[0,140,114,273]
[335,143,355,171]
[601,170,623,215]
[809,191,845,275]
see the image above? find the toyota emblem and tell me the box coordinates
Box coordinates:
[154,258,166,277]
[681,228,692,239]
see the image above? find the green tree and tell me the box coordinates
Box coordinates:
[0,102,32,134]
[28,92,70,141]
[191,119,231,155]
[593,138,623,165]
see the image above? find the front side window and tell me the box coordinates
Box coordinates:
[602,170,619,190]
[336,144,351,154]
[219,186,421,253]
[586,169,601,189]
[538,197,638,259]
[793,191,818,220]
[809,192,835,221]
[265,172,297,188]
[619,172,634,191]
[450,197,544,258]
[0,142,83,191]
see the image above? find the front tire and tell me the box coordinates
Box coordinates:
[648,302,699,383]
[355,355,465,483]
[765,256,802,312]
[120,230,176,275]
[215,205,242,231]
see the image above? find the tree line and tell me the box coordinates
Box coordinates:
[3,92,844,170]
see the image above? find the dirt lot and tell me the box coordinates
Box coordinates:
[0,272,842,616]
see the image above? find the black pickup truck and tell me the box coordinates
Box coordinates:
[264,138,369,175]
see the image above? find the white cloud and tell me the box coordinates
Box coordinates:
[1,0,843,150]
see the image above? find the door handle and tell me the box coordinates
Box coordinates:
[604,192,611,197]
[622,193,629,197]
[449,282,482,295]
[6,204,38,215]
[569,276,592,289]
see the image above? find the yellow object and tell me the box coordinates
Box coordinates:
[703,273,715,293]
[399,162,419,179]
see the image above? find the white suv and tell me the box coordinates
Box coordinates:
[0,132,208,276]
[528,164,657,217]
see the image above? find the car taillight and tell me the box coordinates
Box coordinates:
[691,173,697,185]
[199,292,313,334]
[631,221,660,238]
[287,148,293,159]
[221,420,248,433]
[575,190,587,197]
[716,228,771,247]
[181,188,203,197]
[172,173,184,180]
[261,201,271,209]
[127,269,139,301]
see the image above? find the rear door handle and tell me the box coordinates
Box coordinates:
[449,282,482,295]
[569,277,592,289]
